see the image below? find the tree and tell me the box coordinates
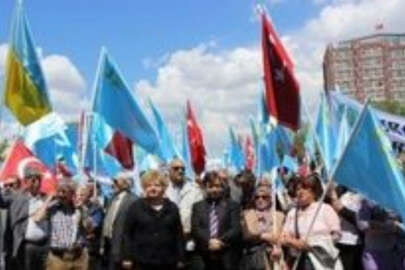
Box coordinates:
[372,100,405,117]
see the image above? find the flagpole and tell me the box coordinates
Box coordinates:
[271,168,281,270]
[291,99,370,270]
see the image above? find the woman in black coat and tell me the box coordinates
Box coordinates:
[122,170,185,270]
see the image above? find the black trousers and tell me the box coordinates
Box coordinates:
[17,241,48,270]
[136,263,177,270]
[336,243,363,270]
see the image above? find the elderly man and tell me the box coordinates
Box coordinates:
[165,158,203,269]
[0,167,49,270]
[76,185,104,270]
[101,172,137,270]
[35,178,92,270]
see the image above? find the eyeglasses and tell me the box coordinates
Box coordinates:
[172,166,185,171]
[255,195,270,200]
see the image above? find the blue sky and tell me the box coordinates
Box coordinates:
[1,0,404,156]
[0,0,320,85]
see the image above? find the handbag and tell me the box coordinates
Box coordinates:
[240,244,271,270]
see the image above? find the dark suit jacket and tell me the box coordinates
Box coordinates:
[123,198,184,266]
[191,198,241,269]
[102,191,136,263]
[0,191,34,257]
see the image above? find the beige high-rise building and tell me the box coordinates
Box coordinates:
[323,33,405,102]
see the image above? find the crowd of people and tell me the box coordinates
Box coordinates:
[0,157,404,270]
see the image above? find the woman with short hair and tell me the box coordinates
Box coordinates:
[121,170,184,270]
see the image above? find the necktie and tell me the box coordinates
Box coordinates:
[209,203,219,238]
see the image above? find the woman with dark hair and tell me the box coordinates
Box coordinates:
[280,174,343,270]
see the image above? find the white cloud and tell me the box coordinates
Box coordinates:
[41,54,88,120]
[0,43,87,125]
[134,0,405,157]
[135,44,261,155]
[0,43,8,76]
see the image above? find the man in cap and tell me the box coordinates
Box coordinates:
[101,172,137,270]
[0,166,49,270]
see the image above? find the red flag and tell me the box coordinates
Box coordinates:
[186,101,206,175]
[261,13,300,130]
[244,136,255,170]
[105,131,134,169]
[0,140,57,195]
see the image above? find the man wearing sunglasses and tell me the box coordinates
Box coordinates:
[165,158,203,270]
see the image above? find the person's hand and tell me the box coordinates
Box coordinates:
[260,232,277,244]
[177,261,185,269]
[294,239,309,251]
[270,246,282,260]
[208,238,224,251]
[121,260,132,269]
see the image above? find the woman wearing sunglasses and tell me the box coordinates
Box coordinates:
[240,185,285,270]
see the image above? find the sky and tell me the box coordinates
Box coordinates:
[0,0,405,157]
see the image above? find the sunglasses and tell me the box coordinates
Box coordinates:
[172,166,185,171]
[255,195,270,200]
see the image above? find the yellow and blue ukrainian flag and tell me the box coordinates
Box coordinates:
[4,1,52,126]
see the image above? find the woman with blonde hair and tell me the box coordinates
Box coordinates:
[121,170,184,270]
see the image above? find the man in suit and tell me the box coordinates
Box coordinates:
[101,172,137,270]
[191,171,241,270]
[0,167,49,270]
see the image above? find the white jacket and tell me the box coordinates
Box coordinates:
[165,181,204,234]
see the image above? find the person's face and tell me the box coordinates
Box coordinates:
[206,178,224,200]
[57,185,74,205]
[25,175,41,195]
[76,188,89,205]
[254,190,271,210]
[144,181,165,200]
[296,184,315,207]
[169,161,185,185]
[4,177,20,192]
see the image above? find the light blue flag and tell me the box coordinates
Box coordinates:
[315,93,338,173]
[282,154,298,173]
[333,106,350,164]
[24,113,79,174]
[274,125,293,155]
[92,48,159,154]
[181,120,193,179]
[334,103,405,222]
[256,130,280,177]
[84,113,122,177]
[229,127,245,171]
[258,84,269,125]
[149,99,180,163]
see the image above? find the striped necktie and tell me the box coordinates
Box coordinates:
[209,202,219,238]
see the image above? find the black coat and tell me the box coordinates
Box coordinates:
[123,198,184,266]
[191,198,241,269]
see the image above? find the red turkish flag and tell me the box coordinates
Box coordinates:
[244,136,255,170]
[105,131,134,169]
[0,140,57,195]
[262,13,300,130]
[186,101,206,175]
